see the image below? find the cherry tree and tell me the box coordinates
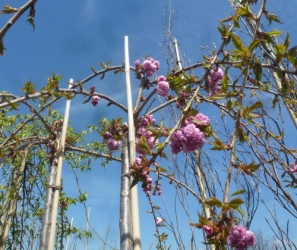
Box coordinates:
[1,0,297,249]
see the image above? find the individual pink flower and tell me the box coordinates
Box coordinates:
[184,113,210,127]
[229,225,247,240]
[155,217,163,226]
[104,138,121,151]
[91,96,100,106]
[135,157,142,166]
[180,124,205,152]
[209,66,224,82]
[245,230,256,246]
[170,130,183,154]
[203,225,213,235]
[136,115,157,154]
[135,60,141,71]
[208,66,224,96]
[140,115,156,127]
[209,81,219,96]
[227,225,256,249]
[156,78,170,96]
[143,187,151,195]
[154,60,160,71]
[289,163,297,173]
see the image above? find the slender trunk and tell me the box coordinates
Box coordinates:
[120,138,133,250]
[0,148,28,248]
[194,150,215,250]
[39,156,57,250]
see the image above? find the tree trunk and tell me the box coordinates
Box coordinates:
[0,148,28,248]
[119,138,133,250]
[39,156,57,250]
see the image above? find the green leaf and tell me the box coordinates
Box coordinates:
[236,207,245,217]
[264,11,282,25]
[252,62,262,81]
[204,197,223,207]
[231,189,246,197]
[266,30,282,37]
[27,16,35,31]
[227,99,233,110]
[0,5,18,14]
[156,165,168,172]
[284,33,290,50]
[248,39,263,51]
[131,176,139,188]
[237,162,261,175]
[237,125,248,142]
[249,101,263,111]
[231,33,243,50]
[21,81,36,95]
[228,198,244,209]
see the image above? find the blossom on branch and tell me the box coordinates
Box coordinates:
[203,225,214,236]
[91,96,100,106]
[156,75,170,97]
[288,163,297,173]
[208,65,224,96]
[227,225,256,250]
[136,115,157,154]
[134,57,160,77]
[170,113,210,154]
[155,217,163,226]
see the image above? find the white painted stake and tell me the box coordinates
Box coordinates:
[48,79,73,250]
[65,217,73,250]
[124,36,141,250]
[174,38,183,71]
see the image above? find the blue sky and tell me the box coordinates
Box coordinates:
[2,0,297,249]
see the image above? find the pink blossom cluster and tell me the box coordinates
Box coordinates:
[289,163,297,173]
[227,225,256,250]
[209,66,224,96]
[104,131,121,151]
[170,113,210,154]
[135,155,162,196]
[135,57,160,77]
[156,75,170,97]
[91,96,100,106]
[142,170,153,195]
[136,115,157,154]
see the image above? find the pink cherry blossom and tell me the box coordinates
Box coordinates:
[104,138,121,151]
[136,57,160,77]
[155,217,163,226]
[184,113,210,127]
[289,163,297,173]
[227,225,256,249]
[156,80,169,97]
[135,157,142,166]
[208,66,224,96]
[209,66,224,82]
[91,96,100,106]
[135,60,141,71]
[180,124,205,152]
[203,225,213,235]
[170,124,205,154]
[245,230,256,246]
